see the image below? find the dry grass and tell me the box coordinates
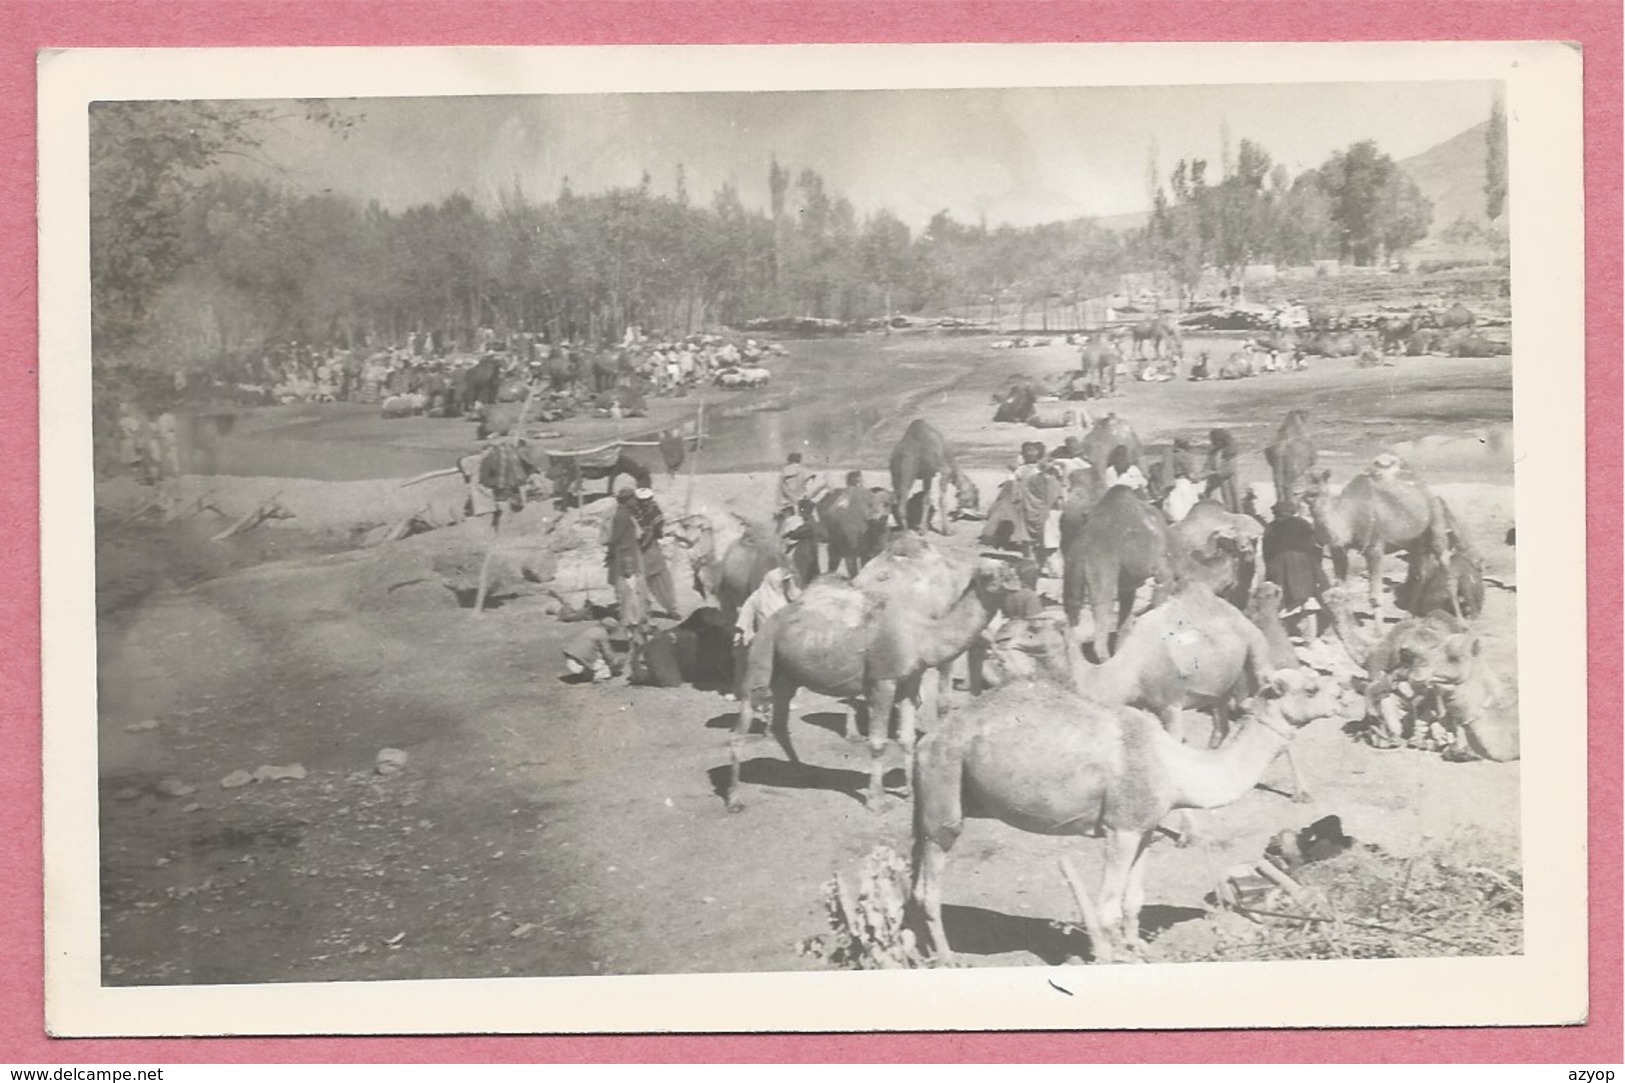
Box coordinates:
[799,846,935,970]
[1148,832,1523,964]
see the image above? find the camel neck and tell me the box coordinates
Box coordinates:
[916,583,1000,669]
[1163,719,1288,810]
[1070,651,1135,705]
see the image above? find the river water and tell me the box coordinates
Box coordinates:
[182,335,1002,482]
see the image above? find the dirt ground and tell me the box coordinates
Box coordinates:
[95,339,1520,984]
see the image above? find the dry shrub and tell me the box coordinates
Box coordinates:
[799,846,934,970]
[1149,833,1523,964]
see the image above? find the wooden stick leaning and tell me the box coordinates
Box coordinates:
[211,491,286,542]
[1058,856,1114,965]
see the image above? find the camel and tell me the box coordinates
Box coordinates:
[1060,485,1172,662]
[1248,581,1302,671]
[912,681,1320,963]
[1263,410,1317,511]
[731,550,1020,810]
[1080,414,1143,472]
[889,419,980,535]
[669,509,779,618]
[1078,335,1121,396]
[1168,500,1264,607]
[1396,546,1485,620]
[1304,465,1464,618]
[1408,630,1520,762]
[999,586,1325,766]
[1318,594,1477,751]
[1295,331,1363,361]
[1130,317,1183,363]
[1433,302,1477,331]
[813,486,895,576]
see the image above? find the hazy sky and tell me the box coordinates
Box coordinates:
[243,81,1497,228]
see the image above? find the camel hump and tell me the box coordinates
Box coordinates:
[798,579,882,630]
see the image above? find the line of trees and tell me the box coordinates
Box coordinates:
[1146,137,1434,306]
[92,100,1459,375]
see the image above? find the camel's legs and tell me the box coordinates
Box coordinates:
[1058,854,1111,964]
[894,676,923,797]
[725,694,754,812]
[1093,827,1145,961]
[842,697,868,744]
[726,681,795,813]
[1120,831,1153,949]
[1208,700,1231,749]
[1280,746,1313,803]
[1364,546,1385,614]
[865,679,899,807]
[768,684,799,766]
[1115,575,1140,642]
[1090,567,1116,662]
[911,737,962,960]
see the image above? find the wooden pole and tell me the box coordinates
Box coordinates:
[471,381,539,618]
[685,403,703,514]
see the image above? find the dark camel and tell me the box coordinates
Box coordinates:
[1060,485,1172,662]
[814,486,895,576]
[889,419,979,535]
[1263,410,1316,511]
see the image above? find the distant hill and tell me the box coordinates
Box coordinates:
[1094,209,1150,234]
[1399,120,1494,236]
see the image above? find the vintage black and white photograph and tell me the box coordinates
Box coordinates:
[41,43,1587,1034]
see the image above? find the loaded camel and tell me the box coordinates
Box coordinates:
[889,419,980,535]
[669,509,779,618]
[1168,500,1265,608]
[1304,461,1470,619]
[730,542,1020,810]
[911,679,1324,964]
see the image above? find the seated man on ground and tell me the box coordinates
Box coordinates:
[563,617,624,683]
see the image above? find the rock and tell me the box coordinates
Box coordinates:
[220,770,254,789]
[375,748,409,775]
[156,779,197,798]
[180,802,202,813]
[111,786,143,802]
[124,719,160,733]
[252,764,307,783]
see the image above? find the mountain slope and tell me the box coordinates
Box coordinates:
[1399,120,1494,234]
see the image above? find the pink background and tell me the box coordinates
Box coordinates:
[2,0,1617,1064]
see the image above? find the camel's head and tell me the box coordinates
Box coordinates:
[1249,580,1285,619]
[970,558,1024,601]
[1270,667,1350,725]
[1406,631,1484,689]
[988,614,1075,682]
